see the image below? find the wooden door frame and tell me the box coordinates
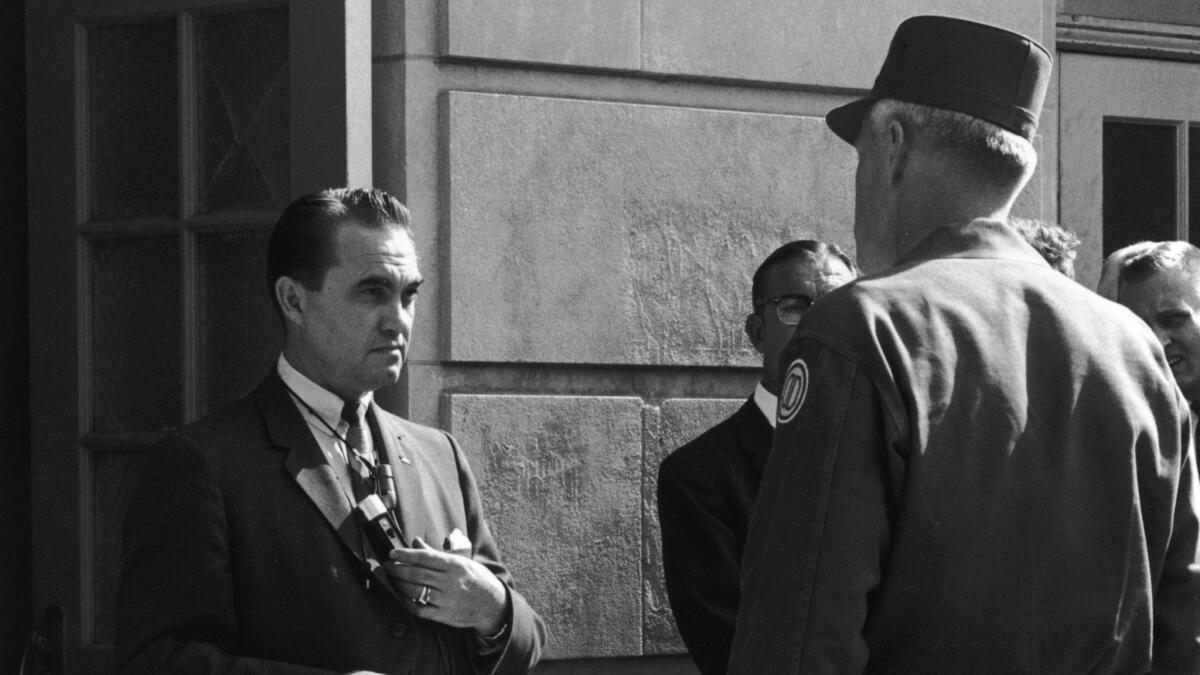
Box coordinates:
[25,1,371,671]
[1057,53,1200,286]
[1055,12,1200,289]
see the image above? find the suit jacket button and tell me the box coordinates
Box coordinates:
[392,622,409,639]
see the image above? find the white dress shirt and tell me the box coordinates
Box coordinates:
[753,382,778,428]
[277,355,374,507]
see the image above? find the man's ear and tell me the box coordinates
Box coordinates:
[885,118,909,184]
[745,312,766,355]
[275,276,306,326]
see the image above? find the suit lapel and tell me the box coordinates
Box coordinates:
[258,373,410,603]
[371,404,425,548]
[256,374,378,578]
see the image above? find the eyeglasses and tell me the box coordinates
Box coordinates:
[754,294,814,326]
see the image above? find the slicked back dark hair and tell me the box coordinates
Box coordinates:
[751,240,858,310]
[266,187,411,315]
[1118,240,1200,289]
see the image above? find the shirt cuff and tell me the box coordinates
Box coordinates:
[474,621,509,655]
[474,588,512,655]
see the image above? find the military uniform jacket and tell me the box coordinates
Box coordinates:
[116,372,545,674]
[728,219,1200,674]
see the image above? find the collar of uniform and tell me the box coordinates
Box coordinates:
[753,382,778,428]
[276,354,374,437]
[896,218,1050,269]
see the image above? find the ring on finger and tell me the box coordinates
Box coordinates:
[414,584,432,606]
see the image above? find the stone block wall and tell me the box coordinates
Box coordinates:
[373,0,1052,669]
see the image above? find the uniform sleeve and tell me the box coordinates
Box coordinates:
[1153,413,1200,674]
[116,434,333,675]
[728,338,899,675]
[657,454,740,675]
[448,432,547,675]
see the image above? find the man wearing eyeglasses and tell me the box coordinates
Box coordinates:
[656,240,857,675]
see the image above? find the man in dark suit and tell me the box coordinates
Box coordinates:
[656,240,856,674]
[117,188,545,674]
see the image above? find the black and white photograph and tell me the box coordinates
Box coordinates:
[5,1,1200,673]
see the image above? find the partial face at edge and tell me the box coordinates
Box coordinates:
[1118,267,1200,403]
[284,222,422,400]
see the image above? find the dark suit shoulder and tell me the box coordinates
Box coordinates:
[659,400,764,482]
[139,397,277,496]
[175,392,265,441]
[378,409,454,448]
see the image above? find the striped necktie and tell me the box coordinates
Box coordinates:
[340,398,376,503]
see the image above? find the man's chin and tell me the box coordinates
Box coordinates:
[381,364,404,383]
[1178,375,1200,406]
[1170,363,1200,400]
[359,366,404,394]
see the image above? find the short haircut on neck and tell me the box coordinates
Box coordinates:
[266,187,411,314]
[751,240,858,308]
[1118,241,1200,289]
[867,99,1037,189]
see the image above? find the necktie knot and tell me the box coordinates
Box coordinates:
[341,398,367,429]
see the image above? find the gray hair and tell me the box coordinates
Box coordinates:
[867,99,1037,186]
[1097,241,1156,301]
[1010,218,1080,279]
[1117,241,1200,290]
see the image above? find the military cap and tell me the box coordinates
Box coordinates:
[826,15,1052,144]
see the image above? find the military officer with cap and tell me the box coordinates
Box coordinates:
[729,16,1200,674]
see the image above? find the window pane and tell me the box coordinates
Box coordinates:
[196,230,282,417]
[91,447,148,645]
[196,8,290,213]
[1103,120,1177,256]
[91,236,181,431]
[89,21,178,220]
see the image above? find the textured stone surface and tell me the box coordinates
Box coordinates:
[642,398,748,654]
[447,394,644,658]
[447,91,855,365]
[642,0,1043,87]
[443,0,641,69]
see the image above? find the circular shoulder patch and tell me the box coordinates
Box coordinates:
[777,358,810,425]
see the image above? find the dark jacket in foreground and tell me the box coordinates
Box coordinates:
[729,219,1200,674]
[117,372,545,674]
[658,399,772,674]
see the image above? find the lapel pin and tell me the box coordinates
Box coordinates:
[395,434,412,464]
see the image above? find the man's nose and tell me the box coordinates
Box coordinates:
[1153,325,1173,347]
[380,299,413,337]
